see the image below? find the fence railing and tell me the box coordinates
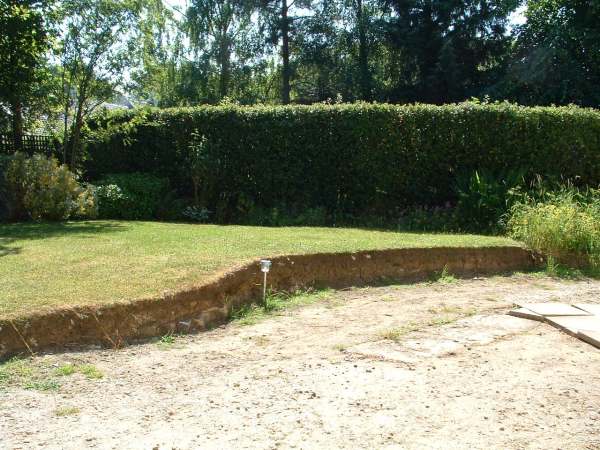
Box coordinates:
[0,134,60,157]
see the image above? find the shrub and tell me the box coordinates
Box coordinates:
[240,205,329,227]
[181,205,210,222]
[397,170,527,233]
[4,153,97,221]
[0,155,12,221]
[454,169,525,233]
[96,184,127,219]
[187,131,211,207]
[96,173,169,220]
[84,102,600,223]
[397,204,458,232]
[507,189,600,269]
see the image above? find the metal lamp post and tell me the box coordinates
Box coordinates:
[260,259,272,305]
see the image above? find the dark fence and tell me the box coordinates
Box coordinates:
[0,133,60,157]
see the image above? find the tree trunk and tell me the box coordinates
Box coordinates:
[69,97,85,168]
[420,1,437,102]
[355,0,372,101]
[192,177,200,206]
[11,100,24,152]
[281,0,291,104]
[218,37,231,99]
[62,72,71,164]
[63,99,70,164]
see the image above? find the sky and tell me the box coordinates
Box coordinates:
[510,5,527,27]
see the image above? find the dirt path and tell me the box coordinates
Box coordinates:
[2,275,600,450]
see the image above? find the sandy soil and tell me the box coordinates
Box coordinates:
[1,275,600,450]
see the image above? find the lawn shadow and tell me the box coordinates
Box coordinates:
[0,221,128,243]
[0,237,21,257]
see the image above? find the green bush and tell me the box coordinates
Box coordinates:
[4,153,97,221]
[181,205,211,222]
[0,155,12,221]
[454,169,525,233]
[96,172,170,220]
[84,102,600,223]
[397,205,458,232]
[240,205,329,227]
[507,189,600,269]
[96,184,127,219]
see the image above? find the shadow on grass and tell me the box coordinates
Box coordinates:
[0,221,128,244]
[0,237,20,257]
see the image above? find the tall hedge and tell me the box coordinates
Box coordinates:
[84,102,600,221]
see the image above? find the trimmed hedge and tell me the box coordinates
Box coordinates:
[84,102,600,222]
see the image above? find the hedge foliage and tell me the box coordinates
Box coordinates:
[84,102,600,222]
[96,173,170,220]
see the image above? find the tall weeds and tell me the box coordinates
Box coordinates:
[507,188,600,270]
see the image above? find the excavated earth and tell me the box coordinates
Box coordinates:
[1,274,600,449]
[0,246,540,358]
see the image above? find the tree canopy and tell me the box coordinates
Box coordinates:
[501,0,600,106]
[0,0,52,148]
[0,0,598,152]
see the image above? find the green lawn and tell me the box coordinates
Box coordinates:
[0,221,519,317]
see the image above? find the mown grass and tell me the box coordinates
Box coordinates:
[0,220,518,317]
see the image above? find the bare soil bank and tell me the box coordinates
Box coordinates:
[0,246,540,358]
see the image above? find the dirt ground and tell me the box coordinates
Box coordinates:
[2,274,600,450]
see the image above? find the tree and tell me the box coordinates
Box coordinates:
[0,0,52,149]
[129,0,181,106]
[353,0,372,100]
[339,0,391,101]
[501,0,600,106]
[259,0,313,104]
[128,0,215,107]
[385,0,518,103]
[293,2,349,102]
[291,0,392,102]
[186,0,256,100]
[57,0,139,166]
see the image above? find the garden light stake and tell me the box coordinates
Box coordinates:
[260,259,272,305]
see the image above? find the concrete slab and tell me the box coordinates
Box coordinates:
[577,331,600,349]
[509,307,544,321]
[573,303,600,316]
[520,303,592,317]
[545,316,600,336]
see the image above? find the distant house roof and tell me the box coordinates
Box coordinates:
[100,95,135,110]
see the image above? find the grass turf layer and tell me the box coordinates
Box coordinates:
[0,221,518,317]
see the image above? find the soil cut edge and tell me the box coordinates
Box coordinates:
[0,246,542,359]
